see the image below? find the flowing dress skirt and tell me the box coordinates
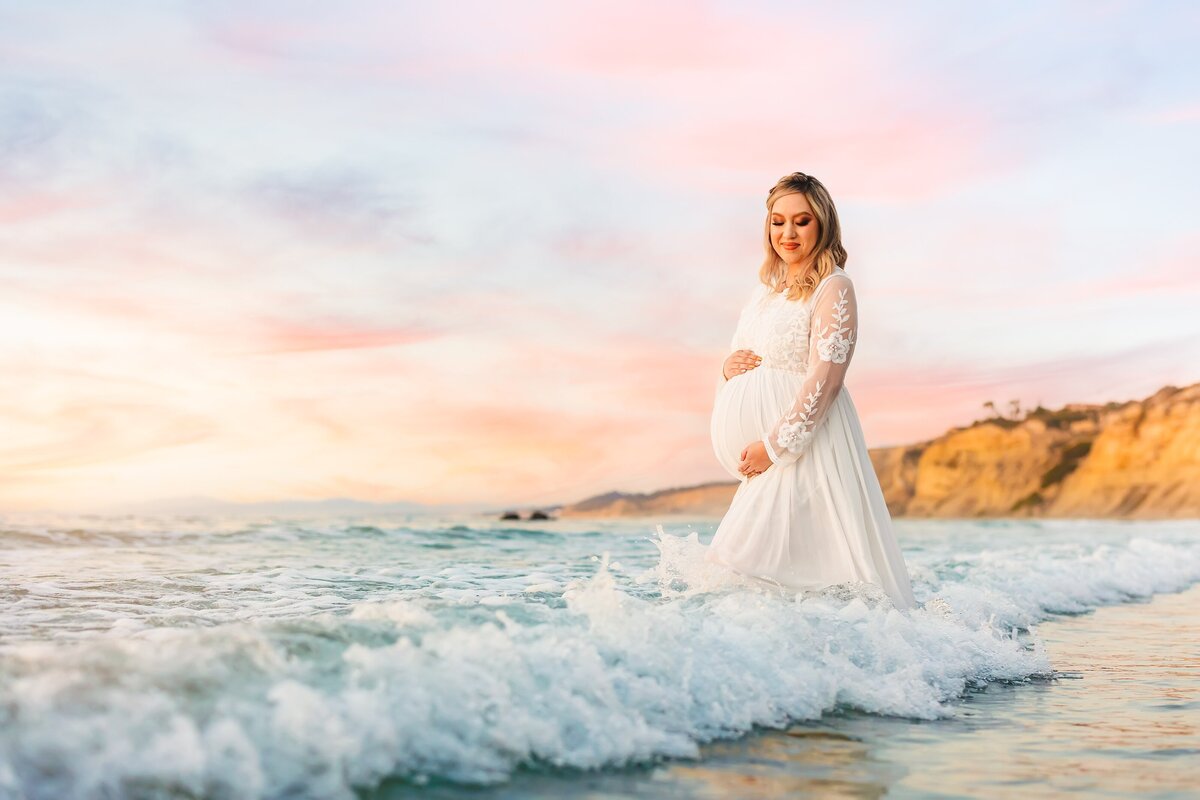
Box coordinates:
[708,365,918,610]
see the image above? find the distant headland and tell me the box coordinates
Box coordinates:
[546,381,1200,521]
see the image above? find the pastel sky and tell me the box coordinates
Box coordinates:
[2,1,1198,513]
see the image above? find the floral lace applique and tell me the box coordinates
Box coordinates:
[815,287,854,364]
[777,379,824,454]
[761,276,859,466]
[763,303,811,373]
[774,287,854,453]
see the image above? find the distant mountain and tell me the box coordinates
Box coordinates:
[559,381,1200,520]
[556,482,736,519]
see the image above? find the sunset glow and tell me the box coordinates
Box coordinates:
[3,1,1198,511]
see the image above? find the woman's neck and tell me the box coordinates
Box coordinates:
[783,263,813,286]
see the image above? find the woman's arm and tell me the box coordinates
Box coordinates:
[761,275,858,466]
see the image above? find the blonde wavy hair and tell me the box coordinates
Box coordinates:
[758,172,848,302]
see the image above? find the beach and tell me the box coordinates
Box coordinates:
[659,583,1200,800]
[0,514,1197,799]
[359,583,1200,800]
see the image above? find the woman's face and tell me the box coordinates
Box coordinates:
[770,192,819,270]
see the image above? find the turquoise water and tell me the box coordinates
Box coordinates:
[1,514,1198,799]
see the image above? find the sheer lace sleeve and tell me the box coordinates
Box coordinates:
[762,275,857,466]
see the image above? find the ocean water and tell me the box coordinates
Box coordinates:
[1,513,1198,799]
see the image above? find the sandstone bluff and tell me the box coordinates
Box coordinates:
[557,382,1200,520]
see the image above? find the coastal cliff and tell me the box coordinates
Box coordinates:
[557,382,1200,520]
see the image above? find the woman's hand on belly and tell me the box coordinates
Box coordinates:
[723,349,762,380]
[738,440,773,478]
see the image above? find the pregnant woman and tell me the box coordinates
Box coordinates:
[707,171,918,610]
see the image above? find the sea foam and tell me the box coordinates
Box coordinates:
[1,522,1198,799]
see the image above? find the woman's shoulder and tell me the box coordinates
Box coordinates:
[821,265,850,285]
[809,266,851,298]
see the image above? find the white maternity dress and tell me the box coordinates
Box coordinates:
[707,267,918,610]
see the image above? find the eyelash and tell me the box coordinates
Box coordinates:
[771,220,810,226]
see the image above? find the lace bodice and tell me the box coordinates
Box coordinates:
[731,286,814,374]
[721,267,859,468]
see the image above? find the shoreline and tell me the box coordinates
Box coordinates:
[669,581,1200,799]
[362,581,1200,799]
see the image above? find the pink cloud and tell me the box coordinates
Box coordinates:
[200,17,331,64]
[0,189,101,224]
[852,334,1200,446]
[0,399,216,475]
[607,111,1004,203]
[185,2,1019,201]
[1138,102,1200,126]
[407,4,1019,200]
[1073,237,1200,300]
[853,227,1200,314]
[506,1,766,75]
[249,317,440,354]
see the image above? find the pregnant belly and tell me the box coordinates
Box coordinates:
[710,368,805,478]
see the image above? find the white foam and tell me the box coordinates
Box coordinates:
[0,553,1053,796]
[347,599,437,626]
[913,535,1200,631]
[0,522,1197,798]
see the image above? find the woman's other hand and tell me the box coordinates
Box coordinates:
[738,441,772,478]
[723,349,762,380]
